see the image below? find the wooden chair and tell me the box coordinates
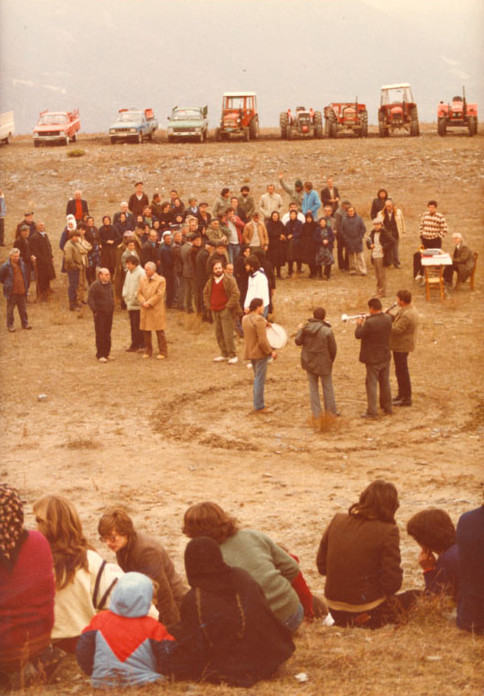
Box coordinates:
[455,252,478,291]
[424,264,446,301]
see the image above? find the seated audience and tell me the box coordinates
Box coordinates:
[406,508,458,599]
[443,233,475,287]
[159,537,295,687]
[317,480,417,628]
[98,509,187,626]
[33,495,125,653]
[0,485,60,689]
[183,502,304,631]
[77,572,174,688]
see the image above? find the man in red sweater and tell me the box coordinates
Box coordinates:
[203,261,240,364]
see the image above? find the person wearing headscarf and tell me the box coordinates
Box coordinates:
[0,484,56,686]
[159,537,295,687]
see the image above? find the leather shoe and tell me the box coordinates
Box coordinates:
[361,412,378,420]
[392,395,402,402]
[253,407,273,414]
[395,399,412,407]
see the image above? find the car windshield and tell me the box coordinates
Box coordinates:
[116,112,141,123]
[38,113,68,125]
[172,109,201,120]
[381,87,413,105]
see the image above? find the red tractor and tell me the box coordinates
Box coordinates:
[378,83,419,137]
[324,100,368,138]
[279,106,323,139]
[215,92,259,142]
[437,89,478,137]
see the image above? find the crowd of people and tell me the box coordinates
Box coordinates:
[1,483,482,690]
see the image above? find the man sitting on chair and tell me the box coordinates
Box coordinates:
[443,233,475,288]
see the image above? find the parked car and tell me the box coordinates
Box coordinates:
[167,106,208,142]
[109,108,158,144]
[215,92,259,141]
[0,111,15,145]
[33,109,80,147]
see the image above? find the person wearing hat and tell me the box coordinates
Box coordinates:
[367,219,394,298]
[13,224,35,293]
[16,211,37,240]
[63,229,87,311]
[88,268,115,362]
[128,182,149,217]
[0,248,32,331]
[278,172,304,209]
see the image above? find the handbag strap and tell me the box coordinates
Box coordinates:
[93,560,118,610]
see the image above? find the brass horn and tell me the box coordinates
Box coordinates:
[341,302,398,323]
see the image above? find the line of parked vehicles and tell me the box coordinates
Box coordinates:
[0,85,479,148]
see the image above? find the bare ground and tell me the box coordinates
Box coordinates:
[1,126,483,695]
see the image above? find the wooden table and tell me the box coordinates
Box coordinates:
[421,252,452,301]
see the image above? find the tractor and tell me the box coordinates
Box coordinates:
[323,100,368,138]
[279,106,323,139]
[215,92,259,142]
[378,83,419,137]
[437,89,478,137]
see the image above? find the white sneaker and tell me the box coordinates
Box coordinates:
[414,273,423,281]
[98,357,108,363]
[227,356,238,364]
[213,356,228,362]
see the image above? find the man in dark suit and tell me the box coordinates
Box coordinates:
[128,182,149,217]
[320,177,340,214]
[66,190,89,223]
[355,298,392,419]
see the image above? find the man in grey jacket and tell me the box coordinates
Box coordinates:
[295,307,338,418]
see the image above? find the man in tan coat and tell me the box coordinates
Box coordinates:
[242,297,277,413]
[138,261,167,360]
[389,289,418,407]
[242,212,269,254]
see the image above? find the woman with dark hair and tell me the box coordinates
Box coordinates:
[0,484,59,688]
[407,508,458,599]
[114,212,131,239]
[33,495,124,653]
[301,211,318,277]
[98,508,187,626]
[284,209,302,277]
[370,188,389,220]
[317,480,416,628]
[266,211,286,279]
[314,217,334,280]
[84,217,99,284]
[158,202,173,231]
[98,215,121,276]
[160,537,295,687]
[183,502,305,631]
[171,198,185,222]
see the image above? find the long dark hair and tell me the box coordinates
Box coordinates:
[349,480,399,524]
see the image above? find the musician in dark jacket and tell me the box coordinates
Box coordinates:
[355,298,392,418]
[295,307,337,417]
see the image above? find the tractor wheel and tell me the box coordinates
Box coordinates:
[4,134,10,145]
[168,135,175,143]
[314,111,323,139]
[286,125,292,140]
[249,116,259,140]
[410,108,420,136]
[468,116,476,137]
[34,140,40,148]
[280,112,288,139]
[437,118,447,136]
[324,118,331,137]
[110,136,116,145]
[329,121,338,138]
[71,133,77,142]
[147,132,153,141]
[243,127,250,142]
[378,120,386,138]
[215,128,221,142]
[360,111,368,138]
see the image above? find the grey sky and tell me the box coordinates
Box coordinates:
[0,0,482,133]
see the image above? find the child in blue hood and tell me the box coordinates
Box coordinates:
[76,572,175,688]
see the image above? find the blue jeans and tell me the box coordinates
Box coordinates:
[228,243,240,264]
[67,269,80,307]
[251,356,270,410]
[307,372,337,417]
[282,603,304,632]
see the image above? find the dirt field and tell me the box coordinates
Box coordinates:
[1,126,483,695]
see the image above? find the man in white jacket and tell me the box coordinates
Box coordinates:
[244,255,270,318]
[122,255,146,352]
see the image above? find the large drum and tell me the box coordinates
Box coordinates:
[266,322,288,349]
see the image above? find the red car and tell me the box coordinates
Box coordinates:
[33,109,80,147]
